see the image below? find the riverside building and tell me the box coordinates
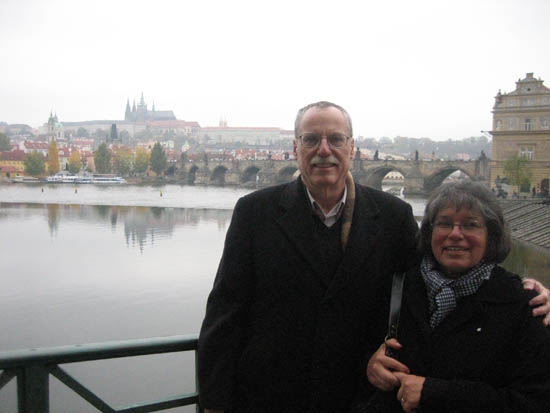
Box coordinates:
[491,72,550,195]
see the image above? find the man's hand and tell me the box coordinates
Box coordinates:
[366,339,410,391]
[523,278,550,326]
[394,372,425,413]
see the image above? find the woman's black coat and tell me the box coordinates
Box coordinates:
[366,265,550,412]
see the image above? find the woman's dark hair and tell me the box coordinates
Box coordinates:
[418,180,511,263]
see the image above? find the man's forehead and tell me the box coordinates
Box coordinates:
[298,106,349,131]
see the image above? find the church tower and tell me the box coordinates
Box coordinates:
[125,98,132,121]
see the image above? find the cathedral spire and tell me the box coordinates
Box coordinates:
[125,98,132,121]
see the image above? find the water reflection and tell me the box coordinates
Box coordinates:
[0,202,234,253]
[47,204,59,236]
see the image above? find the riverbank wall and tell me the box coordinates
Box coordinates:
[500,199,550,251]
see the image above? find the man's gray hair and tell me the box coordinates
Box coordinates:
[418,180,511,263]
[294,101,353,138]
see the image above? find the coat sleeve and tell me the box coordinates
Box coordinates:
[397,202,420,272]
[419,301,550,412]
[198,197,256,410]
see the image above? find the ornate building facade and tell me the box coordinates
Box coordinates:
[46,111,64,142]
[491,72,550,195]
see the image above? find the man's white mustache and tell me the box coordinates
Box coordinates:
[310,156,339,166]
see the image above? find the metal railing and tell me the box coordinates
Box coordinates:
[0,334,202,413]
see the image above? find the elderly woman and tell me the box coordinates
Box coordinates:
[365,181,550,412]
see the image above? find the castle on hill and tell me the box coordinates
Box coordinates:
[124,93,176,122]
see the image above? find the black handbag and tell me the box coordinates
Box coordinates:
[349,272,406,412]
[384,272,405,359]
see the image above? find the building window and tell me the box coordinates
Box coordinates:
[540,117,550,129]
[520,146,535,160]
[507,118,516,130]
[524,119,532,131]
[496,120,502,131]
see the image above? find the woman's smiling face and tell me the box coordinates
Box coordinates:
[431,206,488,276]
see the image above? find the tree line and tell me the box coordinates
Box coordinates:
[20,139,167,178]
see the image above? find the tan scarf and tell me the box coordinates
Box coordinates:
[341,171,355,250]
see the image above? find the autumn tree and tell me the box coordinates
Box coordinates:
[24,151,45,176]
[94,142,112,173]
[0,132,10,151]
[150,142,167,176]
[504,155,533,192]
[113,147,133,176]
[47,140,60,174]
[134,147,150,175]
[68,150,82,174]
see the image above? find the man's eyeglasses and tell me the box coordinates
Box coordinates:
[298,133,351,149]
[432,220,486,235]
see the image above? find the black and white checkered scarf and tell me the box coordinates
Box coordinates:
[421,255,494,329]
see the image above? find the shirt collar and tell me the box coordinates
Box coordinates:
[305,185,347,227]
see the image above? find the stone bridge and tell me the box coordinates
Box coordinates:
[179,158,490,195]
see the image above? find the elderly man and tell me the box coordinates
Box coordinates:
[198,102,550,413]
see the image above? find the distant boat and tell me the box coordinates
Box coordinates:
[12,175,40,183]
[46,174,78,183]
[44,173,127,184]
[78,174,127,184]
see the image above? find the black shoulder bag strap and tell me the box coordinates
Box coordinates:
[385,272,405,358]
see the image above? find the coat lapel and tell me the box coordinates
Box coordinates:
[435,269,520,336]
[403,270,432,340]
[275,179,327,287]
[325,184,382,298]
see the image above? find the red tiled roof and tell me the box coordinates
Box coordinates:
[146,120,201,128]
[24,141,49,149]
[0,165,21,172]
[0,150,26,161]
[202,126,280,131]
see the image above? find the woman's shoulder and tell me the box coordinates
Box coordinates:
[483,266,538,306]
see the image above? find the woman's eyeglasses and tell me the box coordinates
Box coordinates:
[433,220,486,235]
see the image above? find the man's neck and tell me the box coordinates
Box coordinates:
[307,184,346,214]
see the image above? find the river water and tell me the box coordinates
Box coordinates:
[0,183,548,412]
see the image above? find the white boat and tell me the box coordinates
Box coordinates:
[45,173,127,185]
[46,174,78,183]
[12,175,40,183]
[77,174,127,184]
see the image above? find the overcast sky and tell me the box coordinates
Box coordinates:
[1,0,549,140]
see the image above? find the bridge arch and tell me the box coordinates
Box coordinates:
[211,165,228,186]
[363,166,407,190]
[423,167,473,192]
[187,165,199,185]
[241,166,260,184]
[278,166,299,184]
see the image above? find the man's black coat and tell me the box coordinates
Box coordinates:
[198,178,418,412]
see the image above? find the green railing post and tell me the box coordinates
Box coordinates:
[195,350,202,413]
[17,365,49,413]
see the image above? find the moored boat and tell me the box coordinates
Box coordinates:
[43,173,127,184]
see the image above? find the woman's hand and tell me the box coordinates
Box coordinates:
[394,372,425,413]
[523,278,550,326]
[366,339,410,391]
